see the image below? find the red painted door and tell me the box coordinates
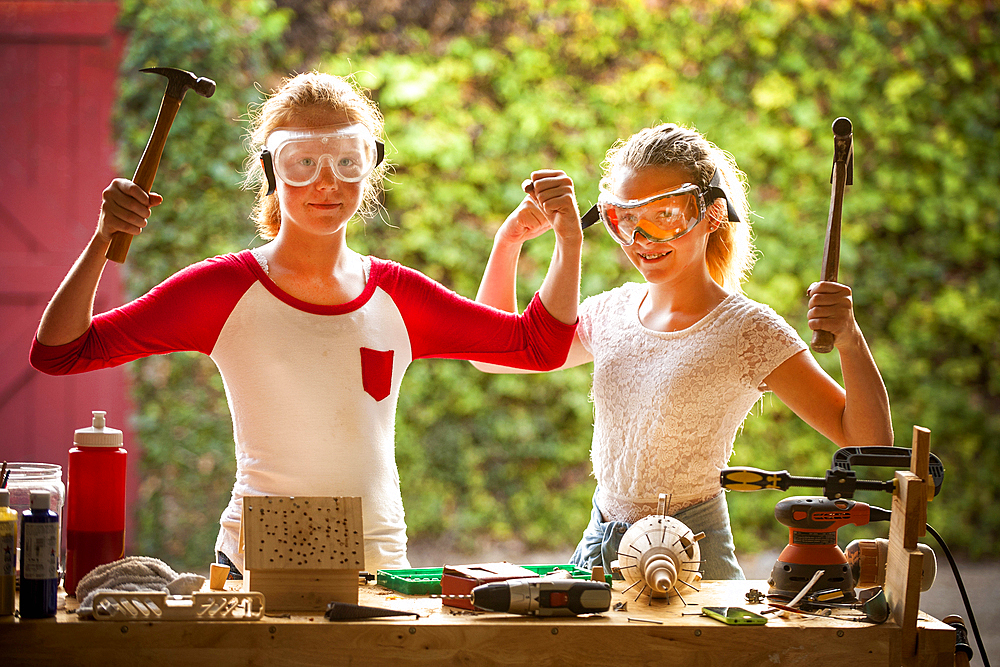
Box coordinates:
[0,2,136,547]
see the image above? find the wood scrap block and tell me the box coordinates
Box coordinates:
[241,496,364,611]
[209,563,229,590]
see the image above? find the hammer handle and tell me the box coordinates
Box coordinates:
[811,122,853,354]
[106,95,182,264]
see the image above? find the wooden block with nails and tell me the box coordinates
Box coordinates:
[241,496,365,611]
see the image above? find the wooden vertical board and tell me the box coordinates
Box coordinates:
[910,427,931,479]
[886,469,928,666]
[911,426,932,525]
[886,544,923,663]
[889,471,924,551]
[242,496,365,571]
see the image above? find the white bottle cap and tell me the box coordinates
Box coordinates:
[0,488,8,507]
[75,410,124,447]
[29,490,51,510]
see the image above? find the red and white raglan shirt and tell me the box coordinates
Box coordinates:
[30,250,576,573]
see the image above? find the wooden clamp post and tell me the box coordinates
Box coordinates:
[885,426,932,666]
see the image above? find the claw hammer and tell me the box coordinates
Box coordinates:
[811,117,854,353]
[106,67,215,264]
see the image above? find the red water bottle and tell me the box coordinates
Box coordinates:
[64,410,127,596]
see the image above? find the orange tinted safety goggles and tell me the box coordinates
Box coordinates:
[580,169,740,245]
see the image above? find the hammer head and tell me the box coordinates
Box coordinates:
[830,116,854,186]
[141,67,216,101]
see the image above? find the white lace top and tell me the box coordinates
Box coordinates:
[578,284,807,523]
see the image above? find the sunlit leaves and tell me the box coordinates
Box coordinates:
[120,0,1000,565]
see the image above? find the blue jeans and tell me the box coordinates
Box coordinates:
[569,488,745,581]
[216,551,243,580]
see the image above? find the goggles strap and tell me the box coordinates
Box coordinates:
[260,148,277,196]
[581,204,600,230]
[704,169,741,223]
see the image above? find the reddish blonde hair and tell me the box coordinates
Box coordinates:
[243,72,388,239]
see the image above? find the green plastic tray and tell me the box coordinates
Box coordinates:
[376,564,607,595]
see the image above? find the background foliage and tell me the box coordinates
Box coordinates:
[116,0,999,570]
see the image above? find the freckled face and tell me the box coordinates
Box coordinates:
[274,108,365,239]
[613,165,713,286]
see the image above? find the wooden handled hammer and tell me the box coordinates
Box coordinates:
[106,67,215,264]
[811,117,854,353]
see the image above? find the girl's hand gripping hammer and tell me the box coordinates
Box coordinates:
[811,117,854,353]
[106,67,215,264]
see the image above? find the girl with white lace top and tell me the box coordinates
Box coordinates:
[472,123,892,580]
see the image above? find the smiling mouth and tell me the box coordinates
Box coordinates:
[637,250,671,261]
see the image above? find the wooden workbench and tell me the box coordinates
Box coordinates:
[4,431,953,665]
[1,579,955,666]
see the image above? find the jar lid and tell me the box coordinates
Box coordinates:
[75,410,123,447]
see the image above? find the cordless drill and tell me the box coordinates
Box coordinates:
[437,578,612,617]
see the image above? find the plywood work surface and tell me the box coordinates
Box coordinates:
[3,580,955,667]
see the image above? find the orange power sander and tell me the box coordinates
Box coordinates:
[721,446,944,601]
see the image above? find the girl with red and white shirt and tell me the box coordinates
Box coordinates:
[31,71,584,576]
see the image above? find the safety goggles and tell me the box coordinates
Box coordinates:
[579,170,740,245]
[260,124,385,195]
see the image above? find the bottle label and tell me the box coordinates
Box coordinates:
[0,521,14,577]
[22,522,59,580]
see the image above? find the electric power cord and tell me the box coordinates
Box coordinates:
[926,522,991,667]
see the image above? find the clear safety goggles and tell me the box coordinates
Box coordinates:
[260,124,385,195]
[579,170,740,245]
